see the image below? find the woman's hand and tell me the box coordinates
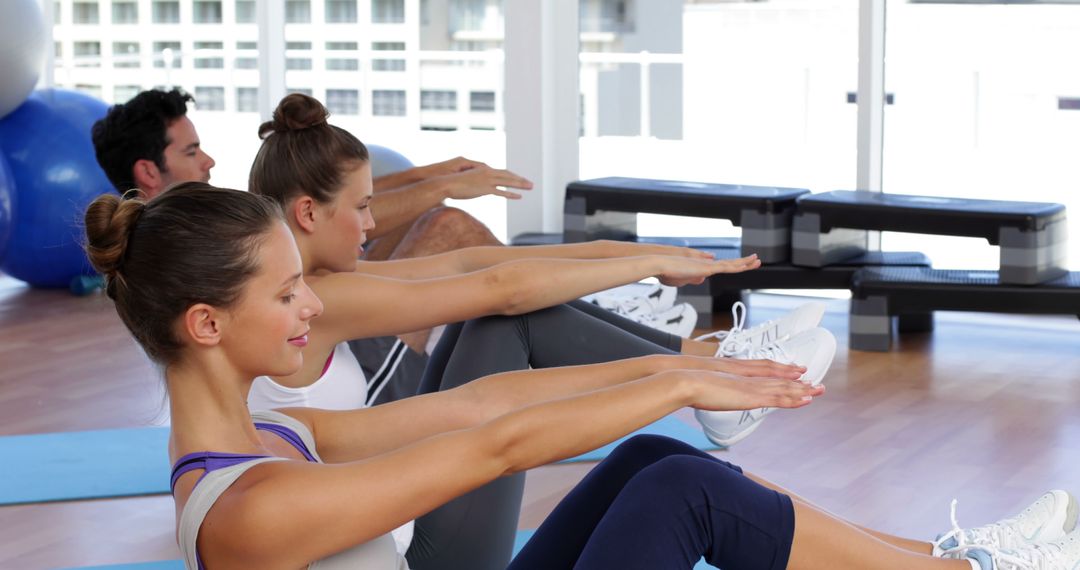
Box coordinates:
[653,254,761,287]
[682,369,824,412]
[600,240,717,261]
[654,354,805,381]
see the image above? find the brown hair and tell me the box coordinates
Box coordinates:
[84,183,283,365]
[249,93,369,206]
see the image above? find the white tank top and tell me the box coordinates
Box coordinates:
[248,342,368,412]
[246,342,414,555]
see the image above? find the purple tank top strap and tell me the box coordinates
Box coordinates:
[169,451,270,494]
[254,422,318,462]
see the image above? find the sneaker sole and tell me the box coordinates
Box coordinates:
[698,410,769,448]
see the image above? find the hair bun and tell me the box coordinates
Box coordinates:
[259,93,329,139]
[84,192,146,282]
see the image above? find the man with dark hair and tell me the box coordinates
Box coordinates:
[91,88,215,198]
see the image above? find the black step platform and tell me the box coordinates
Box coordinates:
[564,177,809,263]
[792,190,1068,285]
[511,232,741,250]
[850,267,1080,351]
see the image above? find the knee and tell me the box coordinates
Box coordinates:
[608,434,689,464]
[413,206,491,243]
[626,456,746,511]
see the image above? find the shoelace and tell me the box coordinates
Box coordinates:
[695,302,754,356]
[593,295,651,318]
[942,500,1064,569]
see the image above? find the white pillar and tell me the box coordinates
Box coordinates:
[504,0,580,236]
[856,0,886,193]
[257,0,286,121]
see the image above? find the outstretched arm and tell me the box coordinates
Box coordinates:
[355,239,717,280]
[204,366,820,568]
[312,253,761,341]
[303,354,808,463]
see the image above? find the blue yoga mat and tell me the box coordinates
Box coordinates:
[560,415,718,463]
[70,529,716,569]
[3,416,714,505]
[0,426,170,506]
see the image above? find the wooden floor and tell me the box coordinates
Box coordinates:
[2,277,1080,569]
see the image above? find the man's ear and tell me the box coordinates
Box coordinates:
[291,196,319,234]
[181,303,226,349]
[132,159,164,197]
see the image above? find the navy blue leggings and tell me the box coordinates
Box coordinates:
[510,435,796,570]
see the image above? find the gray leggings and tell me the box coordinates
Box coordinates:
[405,299,683,570]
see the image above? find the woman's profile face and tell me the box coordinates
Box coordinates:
[224,222,323,377]
[322,161,376,272]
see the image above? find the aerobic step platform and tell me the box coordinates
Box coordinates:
[563,178,809,263]
[792,190,1068,285]
[849,267,1080,351]
[510,232,741,250]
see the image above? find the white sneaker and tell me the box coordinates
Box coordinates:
[935,492,1079,557]
[959,527,1080,570]
[695,301,827,358]
[694,327,837,448]
[641,302,698,338]
[588,283,678,317]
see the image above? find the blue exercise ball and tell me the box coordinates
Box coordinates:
[367,144,415,178]
[0,88,113,288]
[0,154,15,262]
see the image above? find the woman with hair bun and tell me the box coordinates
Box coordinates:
[84,184,1062,570]
[246,93,831,568]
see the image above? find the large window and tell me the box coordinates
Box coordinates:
[882,0,1080,269]
[578,1,858,239]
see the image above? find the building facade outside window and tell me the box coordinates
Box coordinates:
[326,0,358,23]
[194,41,224,68]
[74,1,100,24]
[193,1,223,23]
[152,0,181,23]
[195,86,226,111]
[236,87,259,112]
[286,0,312,23]
[470,91,495,112]
[372,0,405,24]
[373,90,406,116]
[372,42,406,71]
[111,1,138,24]
[421,90,457,111]
[235,0,255,23]
[327,89,360,115]
[113,41,140,68]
